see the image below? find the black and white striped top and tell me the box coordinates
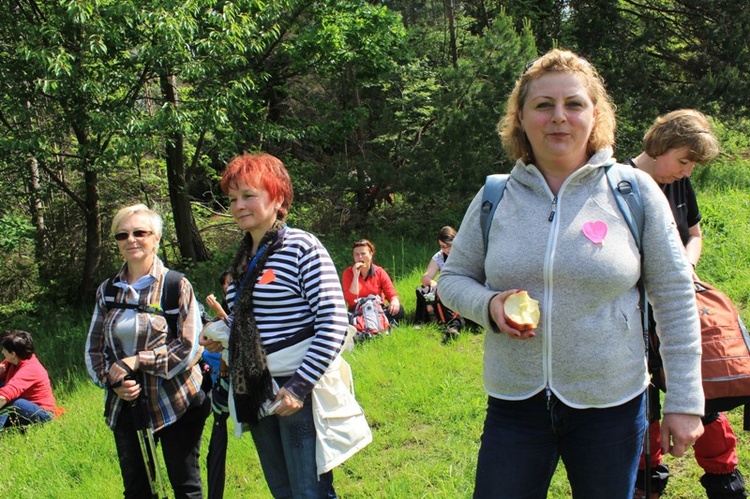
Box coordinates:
[226,228,349,399]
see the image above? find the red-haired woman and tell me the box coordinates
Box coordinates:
[202,153,370,498]
[341,239,405,325]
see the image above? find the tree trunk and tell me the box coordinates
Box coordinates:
[444,0,458,67]
[346,64,371,229]
[26,156,51,281]
[81,169,101,305]
[160,72,210,264]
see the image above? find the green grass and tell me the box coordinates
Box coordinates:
[6,318,750,498]
[697,190,750,313]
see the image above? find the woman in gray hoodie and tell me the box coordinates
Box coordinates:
[438,49,704,498]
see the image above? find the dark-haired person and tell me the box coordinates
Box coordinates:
[85,203,209,498]
[201,153,371,498]
[630,110,742,499]
[415,226,465,340]
[341,239,405,325]
[206,270,232,321]
[0,329,57,429]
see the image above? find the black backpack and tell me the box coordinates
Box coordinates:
[103,270,184,335]
[103,270,213,395]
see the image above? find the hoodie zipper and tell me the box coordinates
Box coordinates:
[541,174,578,409]
[548,196,557,222]
[529,160,612,407]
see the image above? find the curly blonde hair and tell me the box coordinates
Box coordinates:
[498,49,616,164]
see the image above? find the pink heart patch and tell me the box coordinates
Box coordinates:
[583,221,608,245]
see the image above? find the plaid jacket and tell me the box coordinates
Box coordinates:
[85,257,203,431]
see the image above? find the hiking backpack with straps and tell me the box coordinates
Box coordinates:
[696,279,750,402]
[103,269,184,335]
[479,163,648,338]
[350,294,390,341]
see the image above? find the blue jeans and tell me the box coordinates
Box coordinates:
[249,392,336,499]
[474,391,646,499]
[0,398,53,428]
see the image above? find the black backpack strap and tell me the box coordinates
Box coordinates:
[103,276,127,309]
[605,163,649,350]
[160,270,183,313]
[103,270,184,335]
[264,324,316,355]
[104,276,144,312]
[161,270,184,336]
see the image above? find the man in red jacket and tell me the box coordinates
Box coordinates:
[0,329,57,429]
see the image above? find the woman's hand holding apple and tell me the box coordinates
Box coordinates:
[490,290,537,340]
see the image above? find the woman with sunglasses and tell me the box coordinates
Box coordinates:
[85,203,209,498]
[342,239,405,325]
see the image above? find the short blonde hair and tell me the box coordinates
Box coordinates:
[643,109,720,164]
[498,49,616,164]
[111,204,163,239]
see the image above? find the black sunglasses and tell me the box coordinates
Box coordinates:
[114,230,153,241]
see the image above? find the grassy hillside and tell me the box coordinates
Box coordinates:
[3,305,750,497]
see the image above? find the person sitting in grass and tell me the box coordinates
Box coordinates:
[415,226,465,341]
[0,329,57,430]
[342,239,405,326]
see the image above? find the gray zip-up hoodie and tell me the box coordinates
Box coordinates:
[439,149,704,416]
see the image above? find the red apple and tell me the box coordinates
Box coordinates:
[503,291,540,331]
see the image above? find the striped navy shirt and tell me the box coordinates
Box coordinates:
[227,228,349,399]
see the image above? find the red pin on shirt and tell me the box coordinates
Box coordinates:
[583,221,608,245]
[259,269,276,284]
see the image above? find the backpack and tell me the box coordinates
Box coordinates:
[415,286,464,328]
[103,269,184,335]
[434,291,463,327]
[414,286,437,324]
[479,163,648,339]
[350,294,390,341]
[696,280,750,401]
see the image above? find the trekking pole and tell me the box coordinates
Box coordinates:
[127,376,168,499]
[643,383,652,499]
[637,276,652,499]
